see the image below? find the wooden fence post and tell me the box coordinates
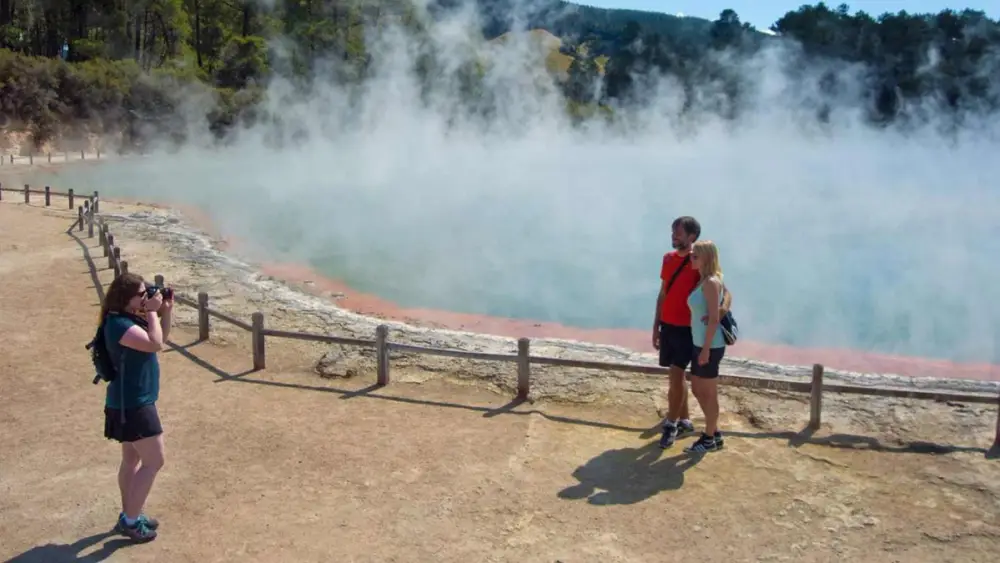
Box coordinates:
[87,208,94,238]
[106,235,115,265]
[809,364,824,431]
[121,260,129,274]
[0,181,3,200]
[376,324,389,386]
[252,312,265,370]
[24,184,30,204]
[154,275,164,288]
[93,191,99,213]
[112,247,121,274]
[99,223,107,248]
[517,338,531,400]
[77,206,84,231]
[81,150,85,160]
[197,292,210,341]
[47,153,51,163]
[44,186,50,206]
[68,189,74,209]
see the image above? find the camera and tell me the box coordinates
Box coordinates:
[145,285,174,300]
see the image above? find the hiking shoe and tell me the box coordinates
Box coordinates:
[684,433,720,454]
[714,431,725,449]
[115,513,159,532]
[659,421,679,449]
[676,419,696,437]
[118,518,157,543]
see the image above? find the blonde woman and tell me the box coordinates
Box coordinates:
[685,240,727,453]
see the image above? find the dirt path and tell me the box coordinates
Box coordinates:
[1,201,999,563]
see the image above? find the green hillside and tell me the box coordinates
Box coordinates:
[0,1,998,148]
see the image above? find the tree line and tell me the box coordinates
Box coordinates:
[1,1,998,148]
[580,4,1000,124]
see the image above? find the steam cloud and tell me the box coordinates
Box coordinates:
[39,2,1000,366]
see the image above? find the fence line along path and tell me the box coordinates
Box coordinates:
[9,186,995,455]
[0,149,102,166]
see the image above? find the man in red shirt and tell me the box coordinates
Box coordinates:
[653,216,731,448]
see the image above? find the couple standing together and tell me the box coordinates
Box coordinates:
[653,216,731,454]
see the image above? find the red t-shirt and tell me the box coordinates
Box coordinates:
[659,251,701,326]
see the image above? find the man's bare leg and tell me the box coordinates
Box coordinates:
[667,366,690,421]
[660,365,693,449]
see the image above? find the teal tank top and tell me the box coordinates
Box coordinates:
[104,313,160,409]
[688,279,727,350]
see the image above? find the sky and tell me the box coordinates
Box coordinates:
[578,1,1000,31]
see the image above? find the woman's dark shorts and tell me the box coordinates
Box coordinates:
[104,403,163,443]
[690,346,726,378]
[659,323,694,370]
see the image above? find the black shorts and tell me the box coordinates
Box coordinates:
[104,403,163,443]
[658,323,694,370]
[690,346,726,378]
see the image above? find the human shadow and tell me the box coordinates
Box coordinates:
[557,441,702,506]
[4,531,135,562]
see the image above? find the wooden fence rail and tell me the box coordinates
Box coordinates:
[0,149,101,166]
[1,182,90,211]
[8,188,996,453]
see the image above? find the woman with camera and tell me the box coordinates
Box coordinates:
[99,272,172,542]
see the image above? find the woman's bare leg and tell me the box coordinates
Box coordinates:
[695,378,720,436]
[123,434,165,520]
[118,443,141,514]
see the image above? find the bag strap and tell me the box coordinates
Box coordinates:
[664,254,692,296]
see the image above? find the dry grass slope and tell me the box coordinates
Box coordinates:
[490,28,578,81]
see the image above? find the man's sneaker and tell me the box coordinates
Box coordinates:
[684,433,720,454]
[714,431,725,449]
[115,512,159,533]
[659,421,679,449]
[117,517,157,543]
[677,419,696,437]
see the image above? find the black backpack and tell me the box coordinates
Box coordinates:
[86,312,145,385]
[86,316,118,385]
[719,285,739,345]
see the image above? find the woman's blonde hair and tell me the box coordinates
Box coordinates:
[692,240,723,282]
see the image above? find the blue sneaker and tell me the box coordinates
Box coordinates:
[115,515,157,543]
[676,419,696,437]
[684,433,721,454]
[659,421,679,449]
[115,512,160,533]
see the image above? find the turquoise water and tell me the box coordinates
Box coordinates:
[32,138,1000,365]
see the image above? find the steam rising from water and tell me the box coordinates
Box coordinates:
[38,3,1000,364]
